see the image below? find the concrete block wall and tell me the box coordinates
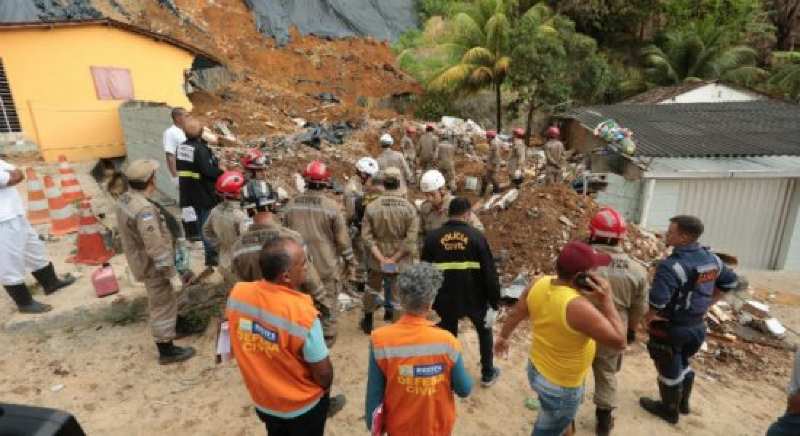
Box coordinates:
[118,101,177,203]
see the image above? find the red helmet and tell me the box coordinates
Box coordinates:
[303,160,332,184]
[406,125,417,134]
[513,128,525,138]
[590,207,627,239]
[241,149,268,170]
[425,123,435,132]
[486,130,497,139]
[546,126,561,139]
[215,171,245,198]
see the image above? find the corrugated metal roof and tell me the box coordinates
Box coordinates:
[623,81,710,104]
[644,155,800,179]
[568,101,800,157]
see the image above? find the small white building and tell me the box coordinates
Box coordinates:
[568,100,800,270]
[624,81,765,104]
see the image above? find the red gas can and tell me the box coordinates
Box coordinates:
[92,263,119,298]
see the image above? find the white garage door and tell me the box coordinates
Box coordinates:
[650,178,794,269]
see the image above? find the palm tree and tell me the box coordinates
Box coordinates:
[642,23,767,87]
[768,51,800,100]
[426,0,512,130]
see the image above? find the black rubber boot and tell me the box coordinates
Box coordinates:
[680,371,695,414]
[31,263,76,295]
[360,313,373,334]
[156,341,196,365]
[596,408,614,436]
[327,394,347,418]
[639,381,682,424]
[383,308,394,322]
[4,284,52,314]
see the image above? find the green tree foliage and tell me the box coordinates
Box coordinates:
[508,4,612,140]
[768,51,800,99]
[642,21,768,86]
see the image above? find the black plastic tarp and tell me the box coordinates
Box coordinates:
[0,0,100,22]
[244,0,418,46]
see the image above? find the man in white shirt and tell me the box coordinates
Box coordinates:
[163,107,188,186]
[0,159,75,313]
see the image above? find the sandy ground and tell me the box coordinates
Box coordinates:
[0,160,795,435]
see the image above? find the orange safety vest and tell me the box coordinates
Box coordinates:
[371,314,462,436]
[226,280,324,417]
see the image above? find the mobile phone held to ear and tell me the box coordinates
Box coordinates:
[574,272,593,291]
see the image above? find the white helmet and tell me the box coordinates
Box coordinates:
[380,133,394,146]
[420,170,446,193]
[355,157,379,177]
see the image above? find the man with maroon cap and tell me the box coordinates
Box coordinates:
[495,241,626,436]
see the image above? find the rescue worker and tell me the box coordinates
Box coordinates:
[508,128,527,188]
[376,133,413,196]
[240,149,290,206]
[344,157,382,294]
[227,236,345,436]
[639,215,739,425]
[481,130,503,196]
[421,197,501,387]
[231,179,326,306]
[360,167,419,333]
[435,132,457,192]
[284,161,357,346]
[418,170,483,241]
[116,160,195,365]
[588,208,649,435]
[543,126,565,185]
[417,124,439,173]
[401,126,417,177]
[202,171,247,290]
[176,117,222,270]
[0,159,75,314]
[365,263,473,436]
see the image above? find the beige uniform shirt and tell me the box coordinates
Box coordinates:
[283,190,355,280]
[201,200,247,269]
[418,194,484,240]
[362,190,419,270]
[509,138,527,174]
[116,191,175,282]
[417,132,438,163]
[594,244,649,326]
[436,141,456,168]
[544,139,565,168]
[377,149,413,186]
[401,135,416,161]
[488,138,504,169]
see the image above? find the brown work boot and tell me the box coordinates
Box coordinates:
[156,341,196,365]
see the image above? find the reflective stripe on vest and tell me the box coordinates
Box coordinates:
[434,261,480,271]
[373,343,460,362]
[177,170,200,179]
[227,298,310,339]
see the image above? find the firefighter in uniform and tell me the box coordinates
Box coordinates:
[401,126,417,178]
[116,160,195,365]
[418,170,483,242]
[435,133,457,192]
[587,208,649,435]
[421,196,501,387]
[240,149,291,205]
[543,126,565,185]
[417,124,439,173]
[344,157,382,294]
[360,167,419,334]
[365,263,473,436]
[284,161,357,346]
[376,133,413,196]
[508,128,527,188]
[202,171,247,290]
[639,215,739,424]
[481,130,503,195]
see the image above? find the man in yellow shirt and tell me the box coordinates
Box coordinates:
[495,241,626,436]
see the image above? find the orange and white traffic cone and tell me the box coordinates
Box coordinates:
[44,175,79,236]
[26,167,50,225]
[58,155,84,203]
[71,199,114,265]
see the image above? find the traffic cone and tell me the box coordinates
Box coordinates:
[58,155,84,203]
[71,199,114,265]
[44,175,79,235]
[26,167,50,225]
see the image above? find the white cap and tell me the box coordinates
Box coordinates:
[380,133,394,146]
[356,157,379,176]
[420,169,446,193]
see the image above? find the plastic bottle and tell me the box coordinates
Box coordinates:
[92,263,119,298]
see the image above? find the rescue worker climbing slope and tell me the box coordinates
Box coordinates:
[639,215,739,425]
[284,160,357,346]
[417,124,439,173]
[376,133,413,196]
[360,167,419,334]
[435,133,457,192]
[543,126,565,185]
[482,130,503,195]
[508,128,527,188]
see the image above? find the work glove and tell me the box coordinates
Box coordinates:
[484,307,498,330]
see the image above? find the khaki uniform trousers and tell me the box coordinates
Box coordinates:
[592,344,623,410]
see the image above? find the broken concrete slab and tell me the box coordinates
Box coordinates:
[743,300,770,318]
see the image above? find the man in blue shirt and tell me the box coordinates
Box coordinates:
[640,215,738,425]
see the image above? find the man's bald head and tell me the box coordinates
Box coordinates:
[259,237,307,289]
[183,117,203,139]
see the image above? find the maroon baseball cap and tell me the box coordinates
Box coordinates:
[556,241,612,276]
